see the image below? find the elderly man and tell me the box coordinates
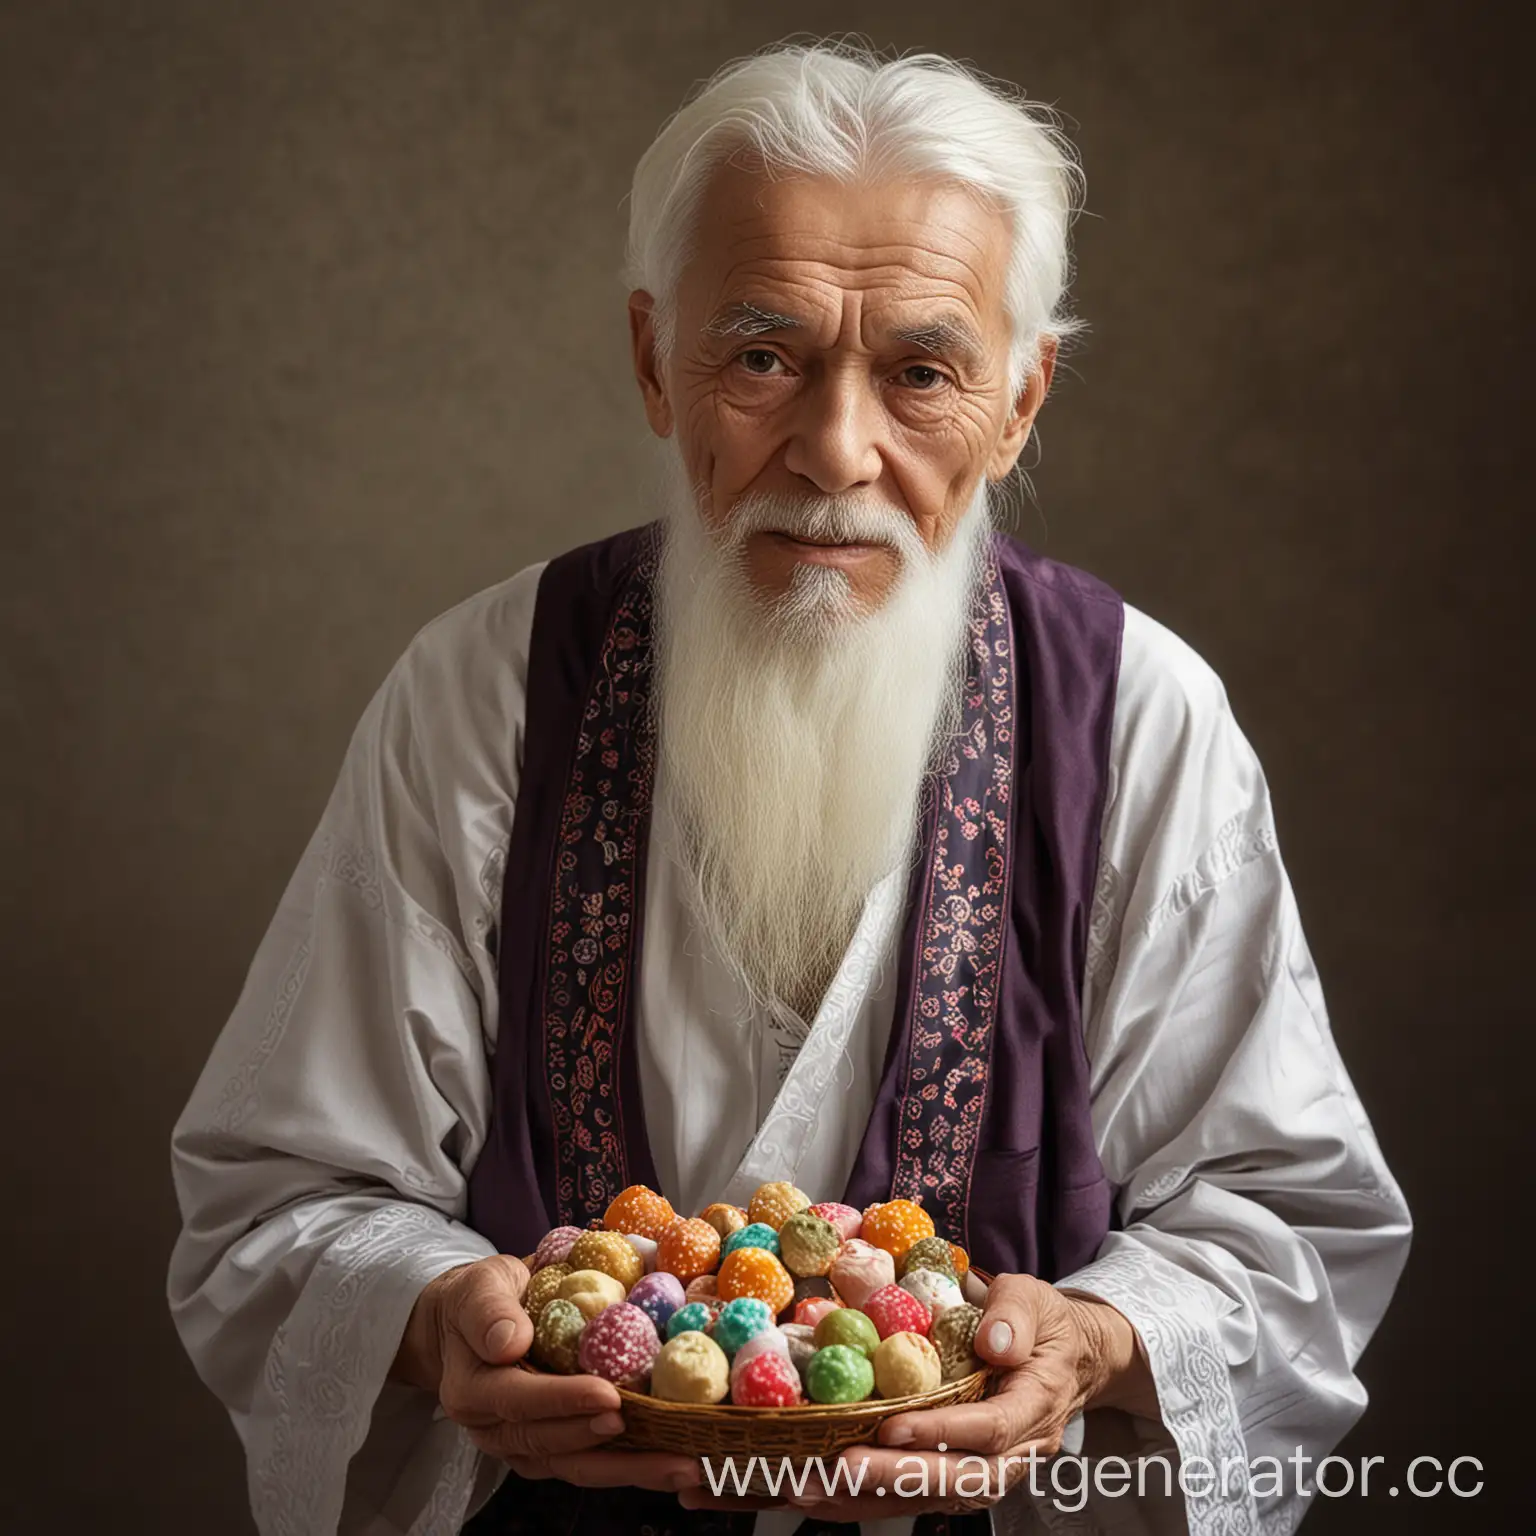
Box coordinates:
[168,42,1410,1536]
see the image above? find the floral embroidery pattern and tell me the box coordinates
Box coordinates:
[892,552,1015,1249]
[542,534,660,1228]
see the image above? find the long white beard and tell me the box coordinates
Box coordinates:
[648,450,991,1022]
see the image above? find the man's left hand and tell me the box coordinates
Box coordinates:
[679,1273,1159,1519]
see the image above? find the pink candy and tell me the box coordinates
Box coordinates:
[577,1302,662,1387]
[793,1296,841,1329]
[531,1225,585,1271]
[808,1202,863,1242]
[863,1284,933,1340]
[829,1239,895,1309]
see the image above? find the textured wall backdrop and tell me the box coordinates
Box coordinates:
[1,2,1527,1530]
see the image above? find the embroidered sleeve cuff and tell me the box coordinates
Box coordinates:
[1053,1236,1262,1535]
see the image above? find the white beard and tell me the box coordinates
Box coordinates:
[648,448,991,1022]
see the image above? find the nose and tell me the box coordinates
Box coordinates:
[782,367,884,495]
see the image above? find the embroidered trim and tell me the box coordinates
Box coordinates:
[542,536,660,1226]
[891,557,1015,1248]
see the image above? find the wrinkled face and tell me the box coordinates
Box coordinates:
[630,166,1055,609]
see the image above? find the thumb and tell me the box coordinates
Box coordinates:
[975,1272,1045,1369]
[449,1254,533,1365]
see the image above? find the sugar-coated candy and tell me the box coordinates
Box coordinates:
[603,1184,677,1242]
[898,1236,958,1281]
[718,1246,795,1315]
[807,1201,862,1242]
[948,1243,970,1279]
[861,1200,935,1263]
[872,1331,942,1398]
[778,1212,840,1278]
[730,1326,791,1370]
[656,1217,722,1284]
[792,1296,841,1330]
[556,1268,627,1320]
[732,1350,804,1406]
[805,1343,875,1404]
[812,1307,880,1358]
[578,1302,662,1388]
[720,1222,780,1260]
[780,1322,817,1378]
[712,1296,775,1357]
[665,1301,716,1340]
[748,1180,812,1231]
[530,1297,586,1373]
[622,1233,659,1273]
[522,1262,571,1324]
[931,1303,984,1381]
[651,1330,730,1403]
[828,1239,895,1308]
[899,1268,965,1319]
[566,1230,643,1291]
[627,1271,686,1333]
[684,1274,721,1304]
[531,1226,585,1271]
[864,1284,932,1340]
[791,1275,834,1303]
[698,1202,749,1240]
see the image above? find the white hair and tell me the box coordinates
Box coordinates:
[625,39,1087,397]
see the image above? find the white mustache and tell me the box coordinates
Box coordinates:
[721,492,925,558]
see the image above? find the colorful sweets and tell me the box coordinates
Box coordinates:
[712,1296,775,1357]
[931,1303,984,1382]
[898,1236,959,1281]
[522,1262,571,1324]
[863,1284,932,1341]
[812,1307,880,1359]
[778,1212,840,1278]
[531,1225,585,1271]
[652,1331,730,1404]
[720,1222,781,1260]
[807,1201,863,1242]
[578,1302,662,1388]
[861,1200,935,1263]
[828,1239,895,1308]
[805,1343,875,1404]
[603,1184,678,1242]
[556,1268,626,1320]
[732,1350,804,1406]
[627,1271,686,1332]
[748,1180,813,1231]
[718,1246,795,1315]
[698,1203,749,1240]
[872,1331,942,1397]
[665,1301,717,1341]
[530,1297,586,1373]
[899,1268,965,1319]
[657,1217,722,1284]
[566,1231,644,1291]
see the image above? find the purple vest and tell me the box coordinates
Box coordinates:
[461,523,1124,1536]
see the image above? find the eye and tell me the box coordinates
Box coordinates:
[737,348,784,375]
[898,363,949,391]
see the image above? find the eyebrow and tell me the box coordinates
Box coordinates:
[701,301,805,339]
[890,318,987,370]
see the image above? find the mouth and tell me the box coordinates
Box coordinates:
[764,531,886,565]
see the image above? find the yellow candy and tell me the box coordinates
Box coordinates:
[566,1230,644,1290]
[556,1268,626,1320]
[748,1181,812,1231]
[522,1262,571,1324]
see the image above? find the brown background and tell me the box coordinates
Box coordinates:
[2,1,1529,1530]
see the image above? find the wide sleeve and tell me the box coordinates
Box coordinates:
[1052,607,1412,1534]
[167,569,543,1536]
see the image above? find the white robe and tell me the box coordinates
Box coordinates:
[167,558,1411,1536]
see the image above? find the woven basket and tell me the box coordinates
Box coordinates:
[519,1258,996,1494]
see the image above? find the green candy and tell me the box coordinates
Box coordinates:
[721,1223,781,1260]
[898,1236,959,1281]
[712,1296,774,1356]
[530,1297,586,1374]
[812,1306,880,1358]
[806,1343,875,1404]
[778,1213,840,1278]
[666,1301,715,1340]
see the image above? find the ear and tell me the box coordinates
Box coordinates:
[986,336,1057,481]
[628,291,674,438]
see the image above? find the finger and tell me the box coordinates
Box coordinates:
[448,1255,534,1364]
[973,1272,1047,1368]
[536,1448,706,1492]
[468,1362,622,1424]
[883,1375,1064,1457]
[468,1410,628,1463]
[676,1490,791,1511]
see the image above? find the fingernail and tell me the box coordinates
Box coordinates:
[884,1423,914,1445]
[485,1319,517,1357]
[988,1320,1013,1355]
[589,1412,624,1436]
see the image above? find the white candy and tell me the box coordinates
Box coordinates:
[900,1268,965,1318]
[623,1233,659,1273]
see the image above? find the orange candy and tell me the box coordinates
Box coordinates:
[657,1217,722,1284]
[861,1199,935,1263]
[603,1184,677,1242]
[948,1242,970,1279]
[717,1246,795,1316]
[699,1202,749,1240]
[748,1181,812,1231]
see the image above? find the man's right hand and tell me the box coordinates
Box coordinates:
[391,1253,701,1492]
